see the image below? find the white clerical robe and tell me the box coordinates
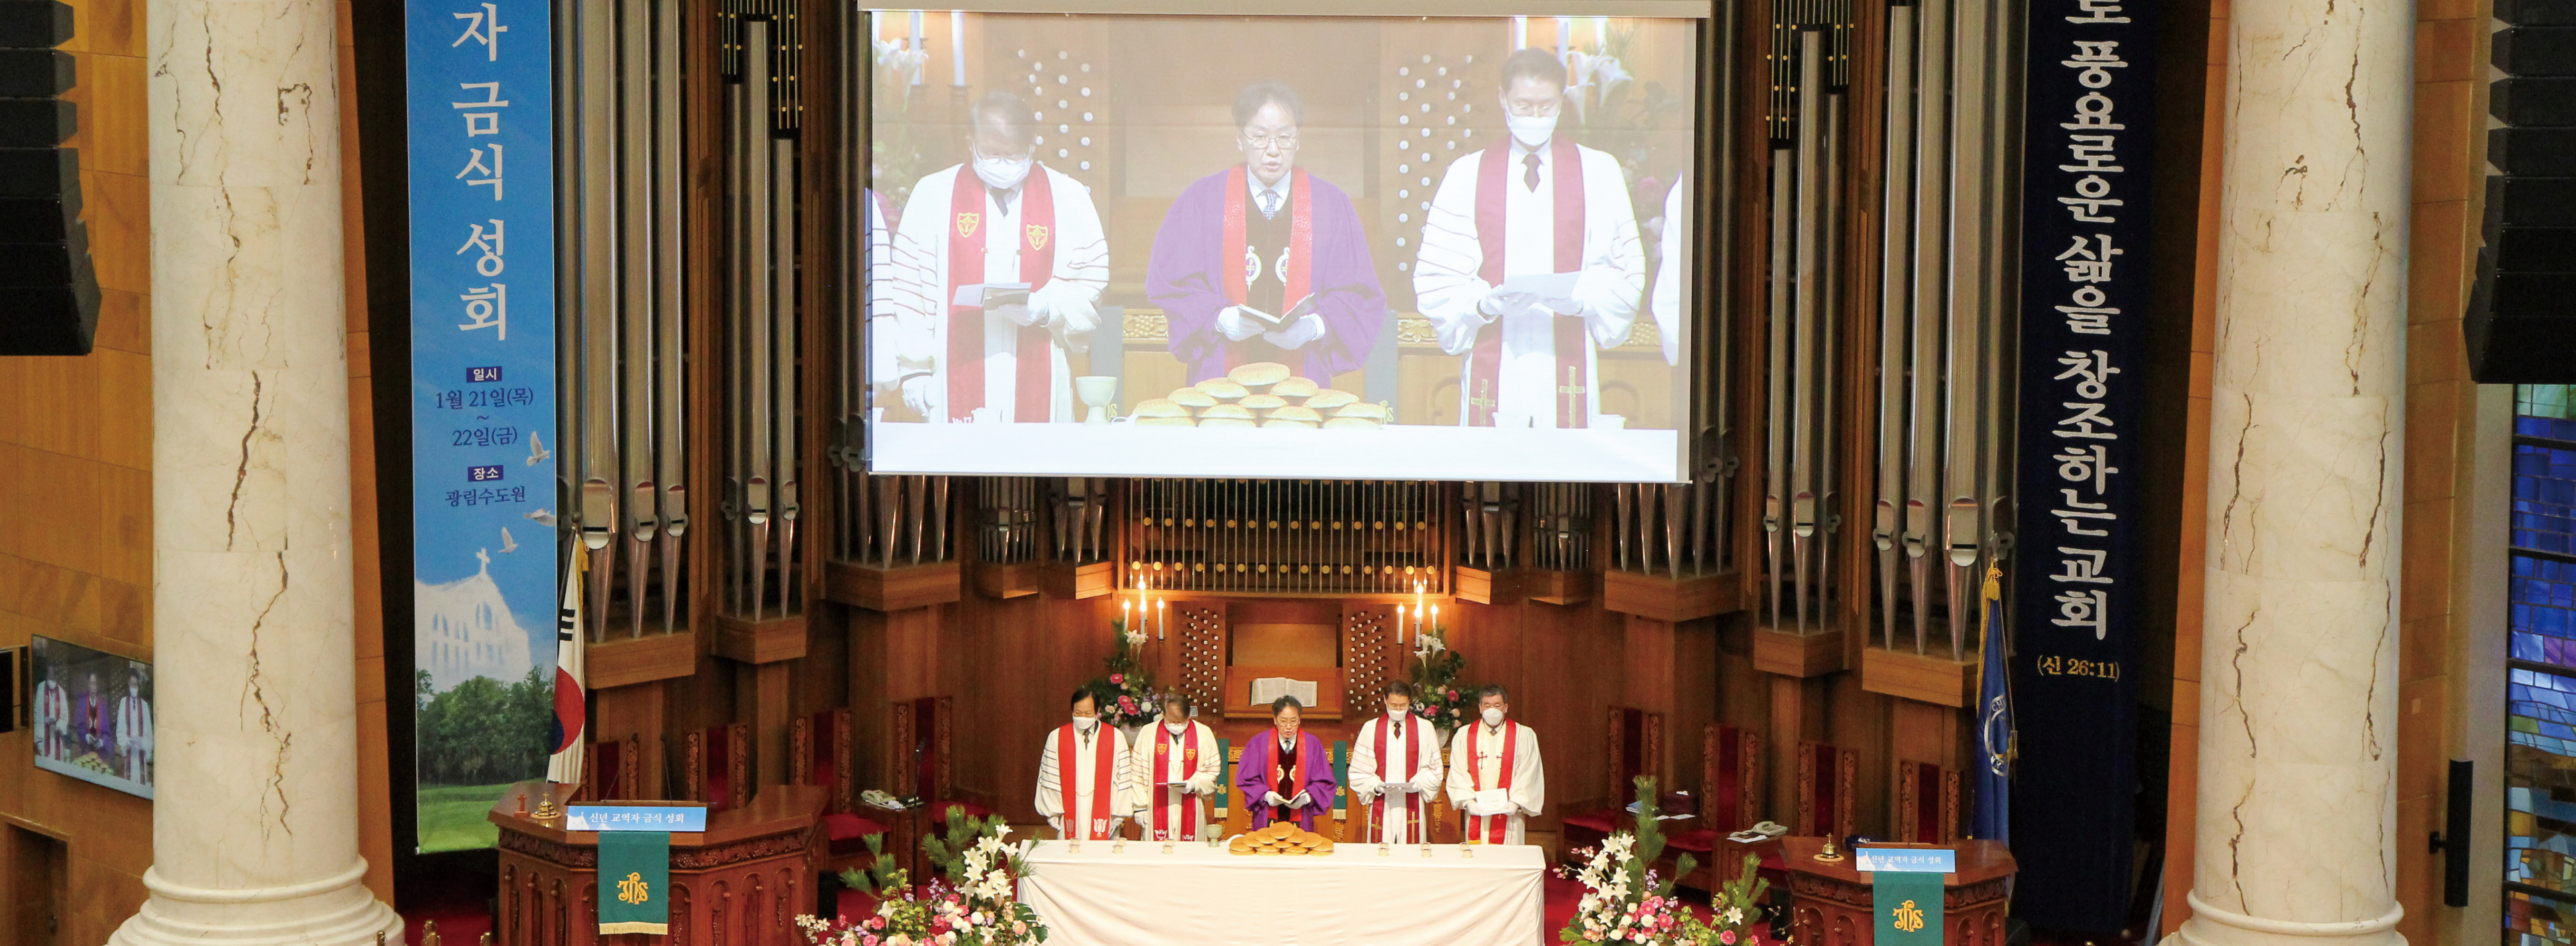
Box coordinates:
[1130,720,1221,841]
[1444,720,1546,845]
[1035,723,1134,840]
[864,189,900,404]
[1648,179,1686,366]
[33,680,65,758]
[1349,713,1446,844]
[115,693,150,782]
[1414,139,1644,427]
[890,164,1109,423]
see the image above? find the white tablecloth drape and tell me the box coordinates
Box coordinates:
[1016,839,1546,946]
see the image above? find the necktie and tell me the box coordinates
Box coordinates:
[1523,152,1542,192]
[1394,719,1404,738]
[1259,189,1280,218]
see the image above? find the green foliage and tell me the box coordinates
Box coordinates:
[1625,776,1696,900]
[1408,646,1476,736]
[922,804,1030,880]
[414,668,554,786]
[836,832,909,898]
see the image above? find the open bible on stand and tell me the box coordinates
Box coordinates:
[1248,677,1320,708]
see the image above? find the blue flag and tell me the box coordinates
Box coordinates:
[1972,564,2013,844]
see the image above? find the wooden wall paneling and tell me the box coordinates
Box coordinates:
[734,660,794,790]
[595,680,669,800]
[798,0,839,606]
[1833,0,1891,646]
[685,0,722,648]
[1672,616,1719,812]
[846,605,889,793]
[1824,674,1889,839]
[1769,676,1826,826]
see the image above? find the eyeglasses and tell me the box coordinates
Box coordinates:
[1240,132,1300,152]
[1502,98,1564,118]
[972,145,1034,162]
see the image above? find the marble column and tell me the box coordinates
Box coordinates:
[2174,0,2411,939]
[110,0,401,943]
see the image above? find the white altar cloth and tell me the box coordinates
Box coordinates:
[1016,839,1546,946]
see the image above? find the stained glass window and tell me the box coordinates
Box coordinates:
[2510,385,2576,940]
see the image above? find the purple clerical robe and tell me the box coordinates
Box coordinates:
[1234,729,1338,831]
[1146,167,1387,383]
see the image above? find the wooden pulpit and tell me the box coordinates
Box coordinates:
[487,782,828,946]
[1782,838,2016,946]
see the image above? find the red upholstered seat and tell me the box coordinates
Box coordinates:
[1664,828,1717,854]
[823,812,888,856]
[1563,810,1621,834]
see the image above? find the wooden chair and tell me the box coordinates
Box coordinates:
[674,722,752,811]
[1894,759,1962,845]
[793,708,884,873]
[1669,722,1762,892]
[1563,706,1663,854]
[1794,741,1857,841]
[571,733,641,803]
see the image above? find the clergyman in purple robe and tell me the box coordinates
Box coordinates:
[1146,81,1385,384]
[1235,695,1339,831]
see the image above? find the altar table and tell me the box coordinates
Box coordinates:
[1016,839,1545,946]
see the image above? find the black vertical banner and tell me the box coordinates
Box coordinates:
[2012,0,2154,930]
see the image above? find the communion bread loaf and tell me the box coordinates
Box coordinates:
[1270,406,1323,425]
[1270,376,1320,400]
[1194,378,1250,400]
[1200,404,1255,421]
[1239,394,1289,414]
[1130,399,1189,419]
[1228,361,1293,388]
[1302,390,1360,411]
[1331,402,1390,421]
[1168,388,1219,409]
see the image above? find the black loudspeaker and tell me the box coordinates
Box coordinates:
[0,0,95,357]
[2471,0,2576,381]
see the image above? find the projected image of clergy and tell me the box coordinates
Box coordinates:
[1146,82,1386,384]
[1414,49,1645,429]
[889,91,1110,424]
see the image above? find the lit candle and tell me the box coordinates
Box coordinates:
[1122,599,1132,632]
[1157,600,1168,640]
[950,10,966,88]
[1513,16,1528,50]
[1431,605,1439,636]
[1555,17,1571,58]
[1594,16,1608,48]
[909,11,925,86]
[1395,605,1406,644]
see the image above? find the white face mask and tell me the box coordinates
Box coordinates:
[1389,708,1410,720]
[1504,112,1558,149]
[1482,707,1506,727]
[973,154,1033,191]
[1164,720,1189,735]
[1073,714,1098,731]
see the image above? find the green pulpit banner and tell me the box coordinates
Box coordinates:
[598,830,671,934]
[1871,870,1943,946]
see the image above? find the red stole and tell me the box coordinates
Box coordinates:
[1219,166,1314,371]
[1466,722,1518,844]
[1467,136,1588,428]
[1372,716,1425,843]
[1056,723,1118,839]
[1150,724,1201,840]
[944,168,1059,423]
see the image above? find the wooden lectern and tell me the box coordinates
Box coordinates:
[487,782,828,946]
[1781,838,2016,946]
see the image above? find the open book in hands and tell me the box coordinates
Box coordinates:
[1228,293,1322,328]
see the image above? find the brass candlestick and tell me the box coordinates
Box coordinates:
[532,786,560,822]
[1813,839,1845,863]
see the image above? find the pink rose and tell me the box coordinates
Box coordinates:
[868,916,886,930]
[1119,696,1137,711]
[1110,673,1125,686]
[1719,931,1738,945]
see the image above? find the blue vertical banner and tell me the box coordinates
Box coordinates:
[406,0,559,853]
[2011,0,2154,928]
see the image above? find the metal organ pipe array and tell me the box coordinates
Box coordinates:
[555,0,687,641]
[1762,0,1852,636]
[723,0,803,621]
[1872,0,2016,657]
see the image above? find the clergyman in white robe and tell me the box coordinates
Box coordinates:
[1349,710,1446,844]
[1414,135,1643,428]
[1035,720,1133,840]
[1648,178,1686,366]
[889,162,1109,424]
[1131,715,1222,841]
[1445,718,1546,845]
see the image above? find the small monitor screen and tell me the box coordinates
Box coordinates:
[30,636,153,800]
[862,10,1702,481]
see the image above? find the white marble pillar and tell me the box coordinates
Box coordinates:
[111,0,401,943]
[2175,0,2411,939]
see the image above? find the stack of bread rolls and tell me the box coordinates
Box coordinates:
[1127,362,1387,430]
[1225,821,1336,856]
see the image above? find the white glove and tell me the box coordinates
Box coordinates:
[1378,781,1407,795]
[1263,791,1290,808]
[994,302,1041,327]
[1048,815,1065,833]
[1290,791,1311,810]
[1216,306,1266,341]
[899,375,935,416]
[1261,313,1326,350]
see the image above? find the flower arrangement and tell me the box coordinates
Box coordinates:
[1084,615,1160,730]
[800,808,1051,946]
[1407,631,1477,740]
[1555,778,1768,946]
